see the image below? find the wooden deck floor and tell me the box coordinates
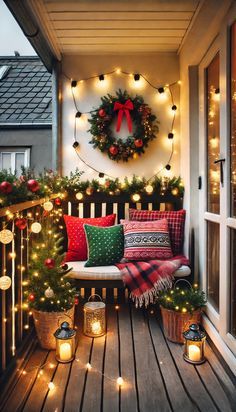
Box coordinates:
[0,304,236,412]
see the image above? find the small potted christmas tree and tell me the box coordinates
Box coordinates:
[24,219,77,349]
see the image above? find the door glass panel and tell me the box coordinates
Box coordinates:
[15,153,25,176]
[230,229,236,337]
[206,52,220,214]
[1,153,11,171]
[231,22,236,217]
[207,221,219,311]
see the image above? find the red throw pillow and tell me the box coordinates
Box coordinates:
[129,209,186,256]
[121,219,173,260]
[64,214,116,261]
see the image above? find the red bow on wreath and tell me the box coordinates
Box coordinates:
[113,99,134,133]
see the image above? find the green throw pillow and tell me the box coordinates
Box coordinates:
[84,224,124,267]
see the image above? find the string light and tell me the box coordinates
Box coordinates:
[48,382,55,390]
[168,132,174,139]
[99,74,105,81]
[117,377,124,386]
[158,87,165,94]
[134,73,140,81]
[71,80,77,88]
[86,362,92,370]
[75,111,82,118]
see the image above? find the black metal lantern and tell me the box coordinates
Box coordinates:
[183,324,206,364]
[54,321,76,363]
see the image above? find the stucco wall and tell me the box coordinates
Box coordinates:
[61,54,180,181]
[0,127,52,172]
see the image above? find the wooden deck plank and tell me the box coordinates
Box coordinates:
[81,334,106,412]
[148,312,198,412]
[195,361,233,412]
[131,307,172,412]
[2,347,48,412]
[103,305,119,412]
[119,305,138,412]
[23,351,57,412]
[166,339,218,412]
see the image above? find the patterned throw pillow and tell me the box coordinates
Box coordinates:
[64,214,116,261]
[129,209,186,256]
[84,224,124,267]
[121,219,173,260]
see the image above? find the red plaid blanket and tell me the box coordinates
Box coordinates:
[116,256,189,307]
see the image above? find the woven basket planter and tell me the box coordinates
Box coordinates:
[160,306,202,343]
[32,305,75,350]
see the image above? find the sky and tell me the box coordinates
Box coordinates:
[0,0,36,56]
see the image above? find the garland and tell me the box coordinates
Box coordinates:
[88,90,159,162]
[158,285,206,314]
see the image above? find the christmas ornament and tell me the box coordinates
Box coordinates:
[44,258,55,269]
[0,181,13,194]
[88,90,158,162]
[109,145,118,156]
[76,192,83,200]
[29,293,35,302]
[55,197,62,206]
[61,263,69,271]
[43,201,53,211]
[15,218,27,230]
[98,108,106,117]
[75,296,79,305]
[45,286,55,298]
[27,179,39,192]
[134,139,143,148]
[0,229,14,244]
[145,184,154,194]
[86,187,94,196]
[0,275,11,290]
[132,193,141,202]
[31,222,42,233]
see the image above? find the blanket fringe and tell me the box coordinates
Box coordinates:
[130,275,174,308]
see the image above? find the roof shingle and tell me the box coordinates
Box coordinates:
[0,56,52,125]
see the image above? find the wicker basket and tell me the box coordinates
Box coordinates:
[32,306,75,349]
[160,306,202,343]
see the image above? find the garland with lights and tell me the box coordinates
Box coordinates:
[88,89,159,162]
[158,285,206,314]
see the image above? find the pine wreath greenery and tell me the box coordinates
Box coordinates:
[88,89,159,162]
[158,284,206,314]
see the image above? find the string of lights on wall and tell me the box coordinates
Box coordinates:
[63,69,180,181]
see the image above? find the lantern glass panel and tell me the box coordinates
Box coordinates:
[55,337,75,363]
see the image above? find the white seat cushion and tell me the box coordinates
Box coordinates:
[67,261,191,280]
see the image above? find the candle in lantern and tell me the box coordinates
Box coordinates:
[91,321,102,335]
[188,344,201,362]
[59,342,72,362]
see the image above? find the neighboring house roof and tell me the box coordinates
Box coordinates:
[0,56,51,127]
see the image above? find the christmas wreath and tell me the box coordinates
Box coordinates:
[88,89,159,162]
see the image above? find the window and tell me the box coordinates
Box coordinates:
[0,148,30,176]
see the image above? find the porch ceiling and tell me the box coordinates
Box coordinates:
[27,0,201,57]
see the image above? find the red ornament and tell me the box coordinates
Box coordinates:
[134,139,143,148]
[98,108,106,117]
[74,296,79,305]
[86,187,94,196]
[27,179,39,193]
[44,258,55,269]
[15,218,27,230]
[0,181,13,194]
[29,293,35,302]
[55,197,62,206]
[109,145,118,156]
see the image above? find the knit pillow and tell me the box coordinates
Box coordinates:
[121,219,173,260]
[64,214,116,261]
[84,224,124,267]
[129,209,186,255]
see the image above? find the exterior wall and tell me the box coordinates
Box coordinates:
[61,54,180,181]
[0,127,52,172]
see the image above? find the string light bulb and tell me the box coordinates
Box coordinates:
[165,164,171,171]
[71,80,77,88]
[134,73,140,81]
[172,105,177,111]
[99,74,105,81]
[86,363,92,370]
[158,87,165,94]
[116,68,121,74]
[76,111,82,118]
[48,382,55,390]
[76,192,83,200]
[117,377,124,386]
[145,184,154,194]
[168,132,174,139]
[73,141,79,149]
[132,193,141,202]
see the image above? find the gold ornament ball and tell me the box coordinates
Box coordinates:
[76,192,83,200]
[171,188,179,196]
[0,275,12,290]
[133,152,139,160]
[132,193,141,202]
[0,229,14,244]
[44,287,55,298]
[43,201,53,212]
[145,184,154,194]
[31,222,42,233]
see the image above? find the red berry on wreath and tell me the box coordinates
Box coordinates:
[109,145,118,156]
[44,258,55,269]
[15,218,27,230]
[55,197,62,206]
[99,108,106,117]
[0,181,13,194]
[27,179,39,193]
[134,139,144,148]
[29,293,35,302]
